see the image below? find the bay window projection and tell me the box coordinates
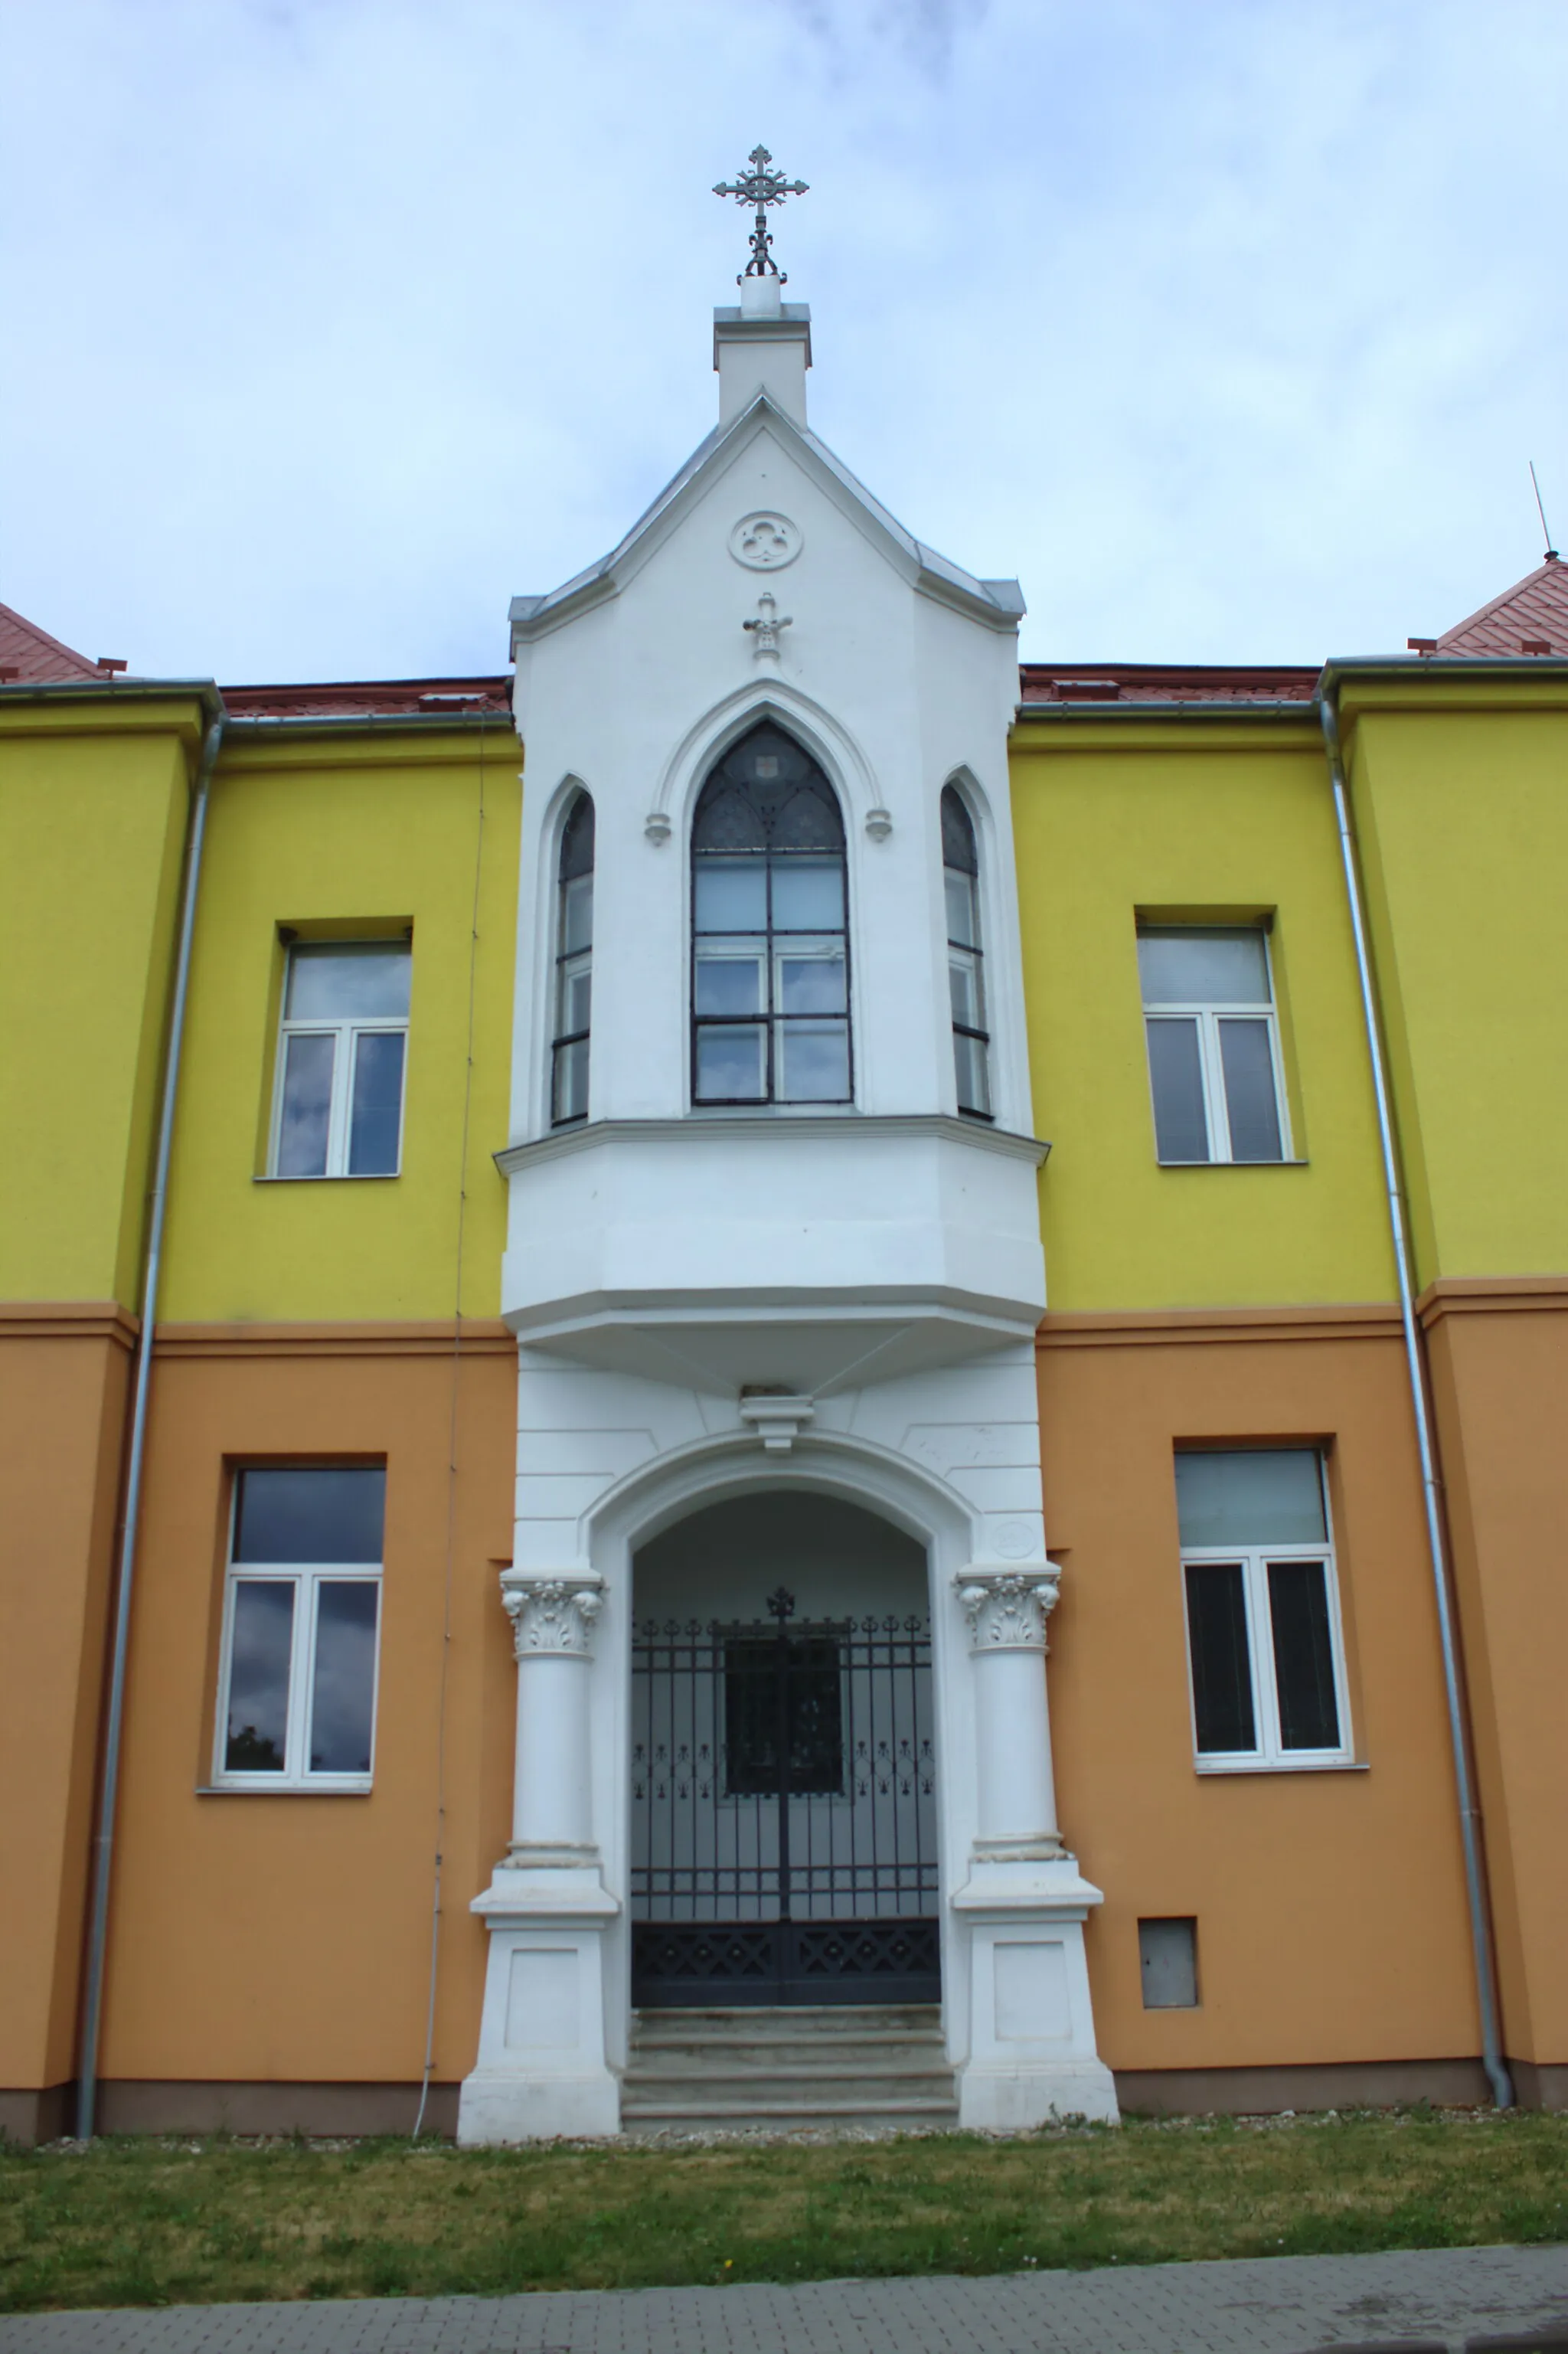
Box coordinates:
[272,940,410,1177]
[551,793,595,1125]
[941,785,991,1119]
[691,724,851,1105]
[1138,927,1288,1163]
[216,1466,385,1789]
[1176,1449,1352,1770]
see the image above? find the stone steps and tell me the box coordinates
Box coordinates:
[622,2003,958,2137]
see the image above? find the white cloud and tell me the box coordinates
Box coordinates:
[2,0,1564,678]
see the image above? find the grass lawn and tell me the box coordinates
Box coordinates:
[2,2110,1566,2315]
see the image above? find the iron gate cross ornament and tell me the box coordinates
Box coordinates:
[714,145,808,281]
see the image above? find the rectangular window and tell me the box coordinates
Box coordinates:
[216,1466,385,1789]
[692,855,851,1106]
[1138,927,1289,1164]
[1176,1449,1351,1771]
[272,942,410,1178]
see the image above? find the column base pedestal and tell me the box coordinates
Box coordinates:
[457,1866,620,2145]
[952,1856,1119,2129]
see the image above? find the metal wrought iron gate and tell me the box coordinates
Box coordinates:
[631,1587,940,2006]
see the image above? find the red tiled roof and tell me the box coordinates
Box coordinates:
[220,677,513,719]
[1018,662,1318,706]
[0,601,106,682]
[1433,555,1568,657]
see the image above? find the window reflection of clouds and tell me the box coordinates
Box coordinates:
[309,1583,379,1773]
[278,1034,334,1176]
[226,1582,294,1770]
[235,1467,385,1563]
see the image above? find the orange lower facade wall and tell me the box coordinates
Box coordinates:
[0,1309,136,2137]
[1037,1307,1488,2088]
[90,1326,518,2117]
[13,1303,1559,2133]
[1423,1283,1568,2104]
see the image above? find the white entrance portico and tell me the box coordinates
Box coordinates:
[457,238,1117,2140]
[457,1370,1117,2141]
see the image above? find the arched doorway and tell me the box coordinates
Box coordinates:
[629,1489,940,2007]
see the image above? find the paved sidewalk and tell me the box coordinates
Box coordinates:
[2,2244,1565,2353]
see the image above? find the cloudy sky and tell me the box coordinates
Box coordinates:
[5,1,1565,682]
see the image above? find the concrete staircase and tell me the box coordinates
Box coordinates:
[622,2003,957,2137]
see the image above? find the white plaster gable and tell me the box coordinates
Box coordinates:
[498,284,1046,1394]
[508,392,1024,656]
[508,369,1034,1146]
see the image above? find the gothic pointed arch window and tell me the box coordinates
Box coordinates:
[691,723,851,1104]
[942,783,991,1120]
[551,792,594,1125]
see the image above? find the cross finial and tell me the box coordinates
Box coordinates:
[743,590,792,664]
[714,144,808,283]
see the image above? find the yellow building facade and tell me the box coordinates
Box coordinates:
[2,427,1565,2137]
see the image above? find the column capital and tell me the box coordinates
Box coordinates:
[956,1565,1060,1651]
[500,1571,604,1658]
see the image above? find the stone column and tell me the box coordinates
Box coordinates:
[956,1570,1066,1862]
[457,1570,619,2146]
[950,1563,1119,2129]
[501,1574,603,1865]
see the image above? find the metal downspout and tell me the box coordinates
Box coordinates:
[77,711,226,2140]
[1318,685,1513,2110]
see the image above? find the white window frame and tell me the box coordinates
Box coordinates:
[269,944,410,1179]
[214,1489,382,1793]
[1180,1520,1354,1775]
[1141,930,1292,1164]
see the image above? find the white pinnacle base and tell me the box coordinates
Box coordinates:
[958,2054,1120,2130]
[457,1865,621,2146]
[952,1855,1120,2131]
[456,2067,619,2146]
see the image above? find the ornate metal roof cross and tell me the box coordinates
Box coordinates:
[714,145,808,282]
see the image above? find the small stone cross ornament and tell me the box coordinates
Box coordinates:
[743,590,792,664]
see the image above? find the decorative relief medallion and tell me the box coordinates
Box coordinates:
[501,1573,604,1658]
[730,512,802,570]
[992,1518,1039,1561]
[956,1568,1061,1652]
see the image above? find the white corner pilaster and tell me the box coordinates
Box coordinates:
[457,1571,620,2144]
[951,1566,1119,2129]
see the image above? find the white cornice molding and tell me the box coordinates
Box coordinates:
[495,1112,1050,1179]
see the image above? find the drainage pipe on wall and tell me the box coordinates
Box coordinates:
[77,708,226,2140]
[1318,682,1512,2110]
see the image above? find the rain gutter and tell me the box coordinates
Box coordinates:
[1317,663,1514,2110]
[1012,698,1318,724]
[77,697,227,2140]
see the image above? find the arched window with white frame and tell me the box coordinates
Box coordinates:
[942,783,991,1120]
[550,792,594,1126]
[690,723,851,1106]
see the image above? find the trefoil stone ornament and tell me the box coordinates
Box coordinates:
[743,590,792,664]
[500,1571,604,1658]
[956,1567,1061,1652]
[730,512,802,571]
